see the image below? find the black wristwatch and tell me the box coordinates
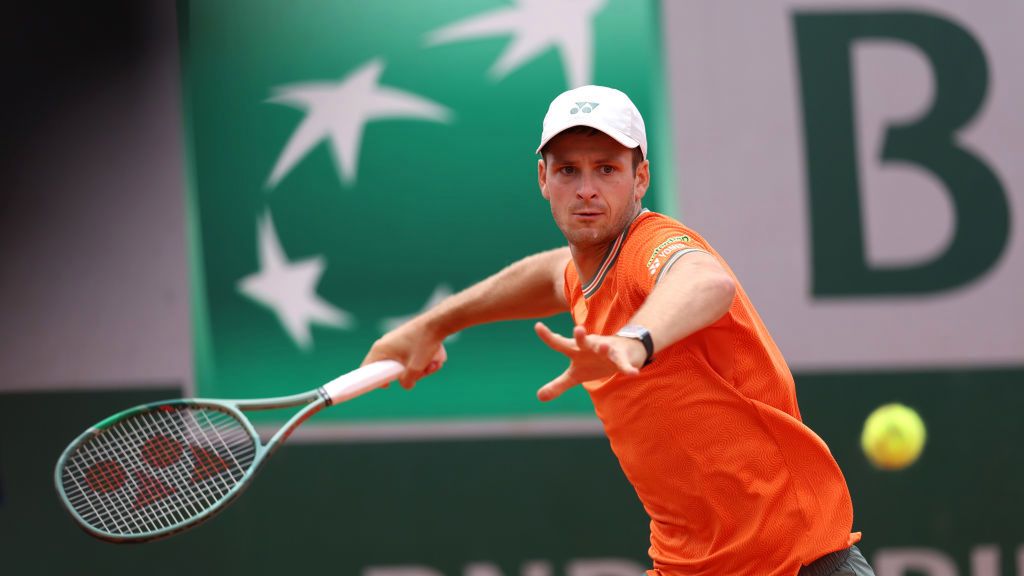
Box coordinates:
[615,324,654,367]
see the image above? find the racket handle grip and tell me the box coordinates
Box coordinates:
[322,360,404,405]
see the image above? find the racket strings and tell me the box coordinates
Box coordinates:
[60,405,257,537]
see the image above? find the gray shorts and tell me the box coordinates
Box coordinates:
[798,545,876,576]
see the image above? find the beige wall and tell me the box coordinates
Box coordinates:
[0,3,190,392]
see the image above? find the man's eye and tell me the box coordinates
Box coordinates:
[600,165,615,175]
[560,166,577,175]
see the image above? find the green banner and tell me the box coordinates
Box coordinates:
[179,0,671,426]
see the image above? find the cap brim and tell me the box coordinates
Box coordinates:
[535,120,641,156]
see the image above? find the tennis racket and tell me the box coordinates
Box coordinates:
[54,360,404,543]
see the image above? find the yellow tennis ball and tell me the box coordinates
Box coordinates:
[861,403,926,470]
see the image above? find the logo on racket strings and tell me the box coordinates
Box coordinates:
[82,431,235,509]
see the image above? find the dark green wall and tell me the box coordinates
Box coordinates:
[4,368,1023,574]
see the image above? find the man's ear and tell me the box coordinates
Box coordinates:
[538,158,550,200]
[634,159,650,201]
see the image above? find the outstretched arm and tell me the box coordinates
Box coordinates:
[535,251,735,401]
[362,247,572,389]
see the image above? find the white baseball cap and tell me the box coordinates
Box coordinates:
[535,85,647,159]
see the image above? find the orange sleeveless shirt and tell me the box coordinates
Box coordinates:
[562,211,858,576]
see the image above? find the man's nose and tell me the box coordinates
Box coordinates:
[577,171,599,199]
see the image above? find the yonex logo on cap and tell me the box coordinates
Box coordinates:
[570,101,599,114]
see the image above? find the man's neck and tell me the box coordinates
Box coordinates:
[569,206,642,283]
[569,206,647,284]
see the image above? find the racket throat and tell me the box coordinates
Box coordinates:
[317,387,333,406]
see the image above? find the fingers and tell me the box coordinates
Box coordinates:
[423,345,447,377]
[398,370,418,390]
[606,345,640,376]
[576,326,639,376]
[395,342,447,389]
[360,350,382,367]
[362,344,395,386]
[364,345,418,389]
[574,325,602,354]
[535,322,577,354]
[366,319,447,390]
[537,370,578,402]
[433,345,448,365]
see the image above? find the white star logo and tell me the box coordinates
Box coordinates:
[266,59,452,188]
[237,211,354,350]
[379,284,459,343]
[426,0,607,88]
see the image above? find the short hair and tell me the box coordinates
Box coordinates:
[540,126,645,173]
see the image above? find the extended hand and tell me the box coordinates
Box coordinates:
[534,322,645,402]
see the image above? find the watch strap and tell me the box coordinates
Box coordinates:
[616,325,654,367]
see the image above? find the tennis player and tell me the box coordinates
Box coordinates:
[363,85,875,576]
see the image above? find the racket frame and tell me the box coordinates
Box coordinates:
[54,361,402,543]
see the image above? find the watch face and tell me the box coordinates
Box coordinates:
[618,324,653,366]
[619,325,647,339]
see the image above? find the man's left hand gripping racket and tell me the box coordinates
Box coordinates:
[54,360,404,543]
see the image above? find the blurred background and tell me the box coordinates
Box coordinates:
[2,1,1022,574]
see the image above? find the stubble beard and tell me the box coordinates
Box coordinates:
[555,197,639,251]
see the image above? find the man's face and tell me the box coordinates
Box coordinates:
[538,130,649,250]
